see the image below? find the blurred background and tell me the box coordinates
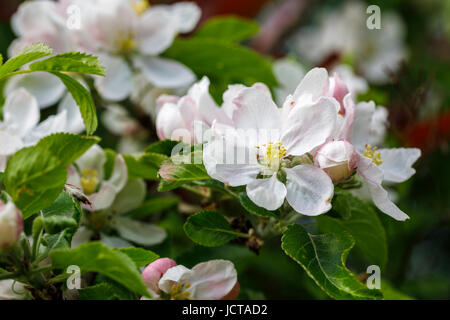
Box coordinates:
[1,0,448,299]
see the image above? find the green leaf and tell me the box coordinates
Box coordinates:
[144,140,181,156]
[43,230,71,250]
[163,38,277,103]
[195,16,259,43]
[239,193,279,218]
[50,242,150,298]
[129,196,179,219]
[48,71,97,135]
[116,247,159,268]
[78,283,119,300]
[4,133,99,218]
[30,52,105,76]
[0,43,52,79]
[158,151,210,192]
[184,210,240,247]
[281,224,382,300]
[123,152,168,180]
[317,192,388,267]
[42,192,75,217]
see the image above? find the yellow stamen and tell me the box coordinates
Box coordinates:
[130,0,150,16]
[363,144,383,165]
[263,141,287,168]
[170,283,193,300]
[80,169,99,195]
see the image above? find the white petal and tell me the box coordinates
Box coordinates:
[203,137,261,187]
[246,174,286,211]
[378,148,421,183]
[0,132,24,156]
[5,73,66,109]
[3,88,40,137]
[100,233,133,249]
[57,93,85,134]
[94,54,132,101]
[357,156,409,221]
[155,102,186,141]
[107,155,128,192]
[71,226,94,248]
[171,2,201,33]
[112,216,167,246]
[66,165,82,189]
[281,97,337,156]
[23,111,67,146]
[232,86,281,132]
[292,67,329,104]
[134,56,196,88]
[86,182,118,211]
[285,164,334,215]
[76,145,106,181]
[137,7,178,55]
[101,104,140,136]
[189,260,238,300]
[108,178,146,215]
[158,265,192,294]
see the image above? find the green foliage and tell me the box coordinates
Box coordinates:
[4,133,99,218]
[195,16,259,43]
[29,52,105,76]
[239,193,280,218]
[50,242,150,298]
[116,247,159,268]
[183,210,239,247]
[317,191,388,267]
[281,224,383,300]
[164,38,277,103]
[0,43,52,79]
[129,196,179,219]
[123,152,168,180]
[144,140,181,156]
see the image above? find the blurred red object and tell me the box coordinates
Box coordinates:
[191,0,270,22]
[405,111,450,154]
[0,0,20,21]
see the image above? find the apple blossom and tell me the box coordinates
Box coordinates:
[0,88,77,171]
[203,68,338,215]
[142,258,239,300]
[314,140,358,182]
[0,200,23,250]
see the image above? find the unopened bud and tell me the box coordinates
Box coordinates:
[0,200,23,250]
[314,140,357,182]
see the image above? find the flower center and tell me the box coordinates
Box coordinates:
[256,141,287,175]
[80,169,99,195]
[363,144,383,165]
[130,0,150,16]
[170,283,193,300]
[116,34,137,53]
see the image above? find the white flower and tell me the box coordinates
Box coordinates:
[72,0,200,100]
[0,88,75,171]
[314,140,358,182]
[203,68,337,215]
[142,258,239,300]
[293,1,406,84]
[69,146,166,248]
[0,200,23,250]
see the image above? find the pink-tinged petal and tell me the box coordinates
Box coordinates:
[134,56,195,89]
[232,86,281,131]
[155,102,186,141]
[285,164,334,216]
[142,258,177,294]
[156,94,180,114]
[335,93,355,140]
[281,97,338,156]
[94,54,132,101]
[171,2,201,33]
[111,216,167,246]
[3,88,40,137]
[246,174,286,211]
[378,148,421,183]
[188,260,238,300]
[0,132,24,157]
[329,73,349,113]
[57,93,85,134]
[5,73,66,109]
[314,140,358,182]
[292,67,329,104]
[203,137,261,187]
[85,183,117,211]
[66,165,82,189]
[223,83,270,120]
[357,156,409,221]
[137,7,178,55]
[158,265,192,294]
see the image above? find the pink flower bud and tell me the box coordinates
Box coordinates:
[0,200,23,250]
[314,140,358,182]
[142,258,177,294]
[329,74,350,115]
